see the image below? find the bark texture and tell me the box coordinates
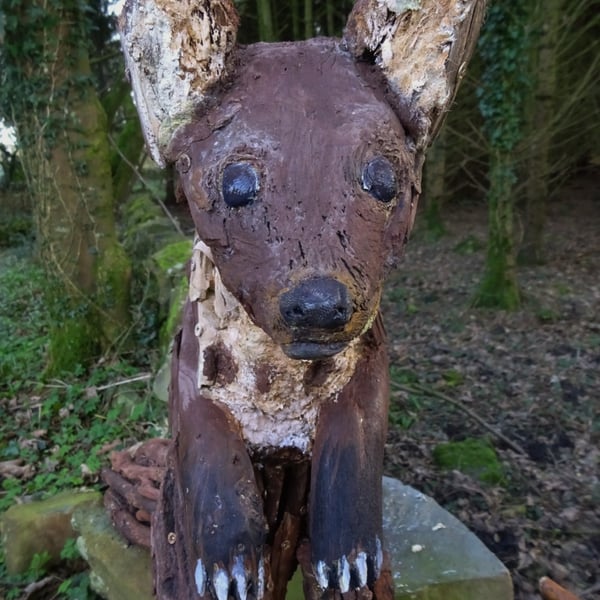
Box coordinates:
[119,0,239,165]
[344,0,487,148]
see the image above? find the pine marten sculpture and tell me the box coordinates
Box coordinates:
[105,1,486,599]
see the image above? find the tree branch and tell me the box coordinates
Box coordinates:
[390,379,527,455]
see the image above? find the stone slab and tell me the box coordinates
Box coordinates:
[382,477,513,600]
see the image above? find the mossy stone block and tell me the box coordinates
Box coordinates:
[0,490,101,574]
[72,501,153,600]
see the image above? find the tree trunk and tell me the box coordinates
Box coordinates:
[257,0,276,41]
[519,0,561,265]
[325,0,335,36]
[111,94,145,204]
[4,1,131,373]
[473,152,521,309]
[422,126,448,239]
[291,0,301,40]
[474,1,531,310]
[304,0,313,38]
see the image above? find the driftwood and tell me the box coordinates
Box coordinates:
[105,1,487,599]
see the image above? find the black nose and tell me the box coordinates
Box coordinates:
[279,277,353,330]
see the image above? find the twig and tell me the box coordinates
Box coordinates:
[95,373,152,391]
[45,373,152,392]
[581,582,600,598]
[391,380,527,455]
[107,134,185,236]
[23,575,59,598]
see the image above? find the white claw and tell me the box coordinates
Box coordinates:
[195,559,206,596]
[316,560,330,590]
[213,566,230,600]
[338,556,351,593]
[232,556,248,600]
[375,536,384,578]
[355,552,368,588]
[257,556,265,600]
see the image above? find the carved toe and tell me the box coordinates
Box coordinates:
[314,537,384,593]
[194,552,266,600]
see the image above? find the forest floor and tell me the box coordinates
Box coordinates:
[381,170,600,600]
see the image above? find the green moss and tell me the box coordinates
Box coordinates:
[1,491,101,575]
[473,267,521,310]
[121,194,184,264]
[152,240,191,350]
[160,276,188,346]
[96,243,132,343]
[472,156,521,310]
[433,438,505,485]
[152,239,192,273]
[453,234,485,255]
[124,194,163,227]
[46,310,99,376]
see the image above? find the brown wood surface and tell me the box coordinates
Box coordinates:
[539,577,582,600]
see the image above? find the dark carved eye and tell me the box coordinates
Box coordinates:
[361,157,397,203]
[222,162,259,207]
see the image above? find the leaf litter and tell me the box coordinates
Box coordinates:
[382,171,600,600]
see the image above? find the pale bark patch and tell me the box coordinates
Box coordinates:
[119,0,238,165]
[188,237,361,454]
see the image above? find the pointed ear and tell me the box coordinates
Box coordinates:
[344,0,486,149]
[119,0,239,166]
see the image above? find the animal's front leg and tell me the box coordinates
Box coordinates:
[308,317,393,599]
[153,307,267,600]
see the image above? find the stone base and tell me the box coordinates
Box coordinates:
[381,477,513,600]
[1,479,513,599]
[286,478,513,600]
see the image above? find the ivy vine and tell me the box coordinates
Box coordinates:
[476,1,533,154]
[0,0,112,146]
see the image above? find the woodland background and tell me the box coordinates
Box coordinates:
[0,0,598,598]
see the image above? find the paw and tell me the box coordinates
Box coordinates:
[313,538,384,593]
[194,552,266,600]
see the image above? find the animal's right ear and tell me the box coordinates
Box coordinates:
[344,0,486,150]
[119,0,239,167]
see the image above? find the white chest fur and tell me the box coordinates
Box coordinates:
[188,237,361,455]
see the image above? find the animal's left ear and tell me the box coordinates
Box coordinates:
[344,0,486,149]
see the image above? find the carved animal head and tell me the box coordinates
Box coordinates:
[120,0,484,359]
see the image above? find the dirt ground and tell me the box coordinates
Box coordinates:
[381,170,600,599]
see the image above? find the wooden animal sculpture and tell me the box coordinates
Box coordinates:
[115,1,486,598]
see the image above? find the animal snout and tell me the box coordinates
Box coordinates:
[279,277,353,331]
